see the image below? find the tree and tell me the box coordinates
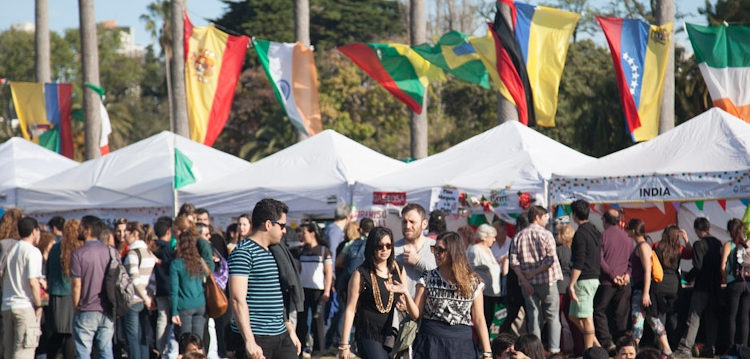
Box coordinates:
[140,0,173,130]
[171,0,189,137]
[78,0,102,159]
[35,0,51,83]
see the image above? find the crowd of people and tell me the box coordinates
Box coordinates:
[0,197,748,359]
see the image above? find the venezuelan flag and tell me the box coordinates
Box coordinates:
[10,82,73,158]
[338,43,445,114]
[514,2,580,127]
[184,13,249,146]
[412,31,490,89]
[598,17,672,142]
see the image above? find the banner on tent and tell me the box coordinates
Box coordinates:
[372,191,407,206]
[28,207,173,227]
[431,188,460,214]
[352,206,391,227]
[549,170,750,204]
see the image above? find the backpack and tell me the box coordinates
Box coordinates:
[651,249,664,283]
[336,239,366,294]
[105,246,139,317]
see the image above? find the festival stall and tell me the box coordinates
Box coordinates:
[16,131,252,225]
[352,121,594,225]
[550,108,750,242]
[0,137,78,210]
[179,129,406,225]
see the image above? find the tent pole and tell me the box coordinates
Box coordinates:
[173,135,179,217]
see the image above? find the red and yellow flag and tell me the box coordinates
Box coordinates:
[184,13,249,146]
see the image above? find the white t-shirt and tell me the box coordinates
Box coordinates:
[1,240,43,310]
[467,244,502,296]
[491,236,512,260]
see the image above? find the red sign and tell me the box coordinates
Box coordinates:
[372,192,407,206]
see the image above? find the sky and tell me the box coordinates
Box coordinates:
[0,0,710,51]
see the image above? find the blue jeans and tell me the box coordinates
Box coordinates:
[73,311,114,359]
[123,302,149,359]
[178,307,206,338]
[523,283,561,352]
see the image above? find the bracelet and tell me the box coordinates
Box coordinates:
[338,344,350,351]
[481,352,493,358]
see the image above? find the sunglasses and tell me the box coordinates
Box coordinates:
[376,243,392,251]
[430,246,447,255]
[270,220,287,230]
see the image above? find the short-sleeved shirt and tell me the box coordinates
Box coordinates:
[510,223,563,285]
[394,237,437,297]
[467,244,501,296]
[417,268,483,326]
[323,224,345,263]
[1,240,43,310]
[70,240,111,312]
[295,245,332,290]
[228,238,286,336]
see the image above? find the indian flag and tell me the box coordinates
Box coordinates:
[338,43,445,114]
[254,39,322,136]
[687,23,750,122]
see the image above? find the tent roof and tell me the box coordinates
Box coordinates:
[0,137,77,207]
[18,131,251,212]
[549,108,750,204]
[555,108,750,177]
[358,121,594,193]
[181,129,406,216]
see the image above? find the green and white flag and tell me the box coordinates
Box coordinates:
[686,23,750,122]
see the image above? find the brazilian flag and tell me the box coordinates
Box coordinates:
[413,31,490,89]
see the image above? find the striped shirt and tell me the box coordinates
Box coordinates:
[123,240,156,303]
[228,238,286,336]
[509,223,563,285]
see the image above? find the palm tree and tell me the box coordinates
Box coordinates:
[140,0,173,130]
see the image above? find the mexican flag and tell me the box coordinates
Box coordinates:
[254,39,322,136]
[686,23,750,122]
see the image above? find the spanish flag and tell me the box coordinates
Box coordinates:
[337,43,445,114]
[10,82,74,158]
[184,13,249,146]
[598,17,672,142]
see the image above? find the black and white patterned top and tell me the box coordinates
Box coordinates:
[417,268,484,326]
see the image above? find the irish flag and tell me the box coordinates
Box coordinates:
[687,23,750,122]
[184,13,249,146]
[254,39,323,136]
[338,43,444,114]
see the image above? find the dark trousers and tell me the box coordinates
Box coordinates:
[297,288,325,352]
[593,284,631,346]
[678,291,719,353]
[483,295,502,333]
[726,281,750,346]
[231,330,297,359]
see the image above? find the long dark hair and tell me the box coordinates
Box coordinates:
[438,231,480,298]
[728,218,747,248]
[657,225,681,269]
[300,222,328,248]
[360,227,396,274]
[514,334,545,359]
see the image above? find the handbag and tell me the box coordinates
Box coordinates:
[390,265,418,359]
[202,261,228,318]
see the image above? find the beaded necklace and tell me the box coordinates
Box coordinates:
[370,269,394,313]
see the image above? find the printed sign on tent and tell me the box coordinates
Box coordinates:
[431,187,460,214]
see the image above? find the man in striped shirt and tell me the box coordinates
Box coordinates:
[228,199,301,359]
[510,205,563,354]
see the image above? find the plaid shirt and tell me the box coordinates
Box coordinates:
[510,223,563,285]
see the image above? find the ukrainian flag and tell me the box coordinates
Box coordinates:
[598,17,672,142]
[413,31,490,89]
[514,2,580,127]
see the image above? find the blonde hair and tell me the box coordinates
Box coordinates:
[556,224,574,248]
[344,222,360,241]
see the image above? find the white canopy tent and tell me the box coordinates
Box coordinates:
[0,137,78,209]
[353,121,595,215]
[549,108,750,205]
[180,129,407,221]
[17,131,252,223]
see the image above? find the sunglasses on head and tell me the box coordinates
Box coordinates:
[430,245,447,255]
[376,243,392,251]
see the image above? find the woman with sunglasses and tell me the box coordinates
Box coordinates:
[339,227,403,359]
[396,231,493,359]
